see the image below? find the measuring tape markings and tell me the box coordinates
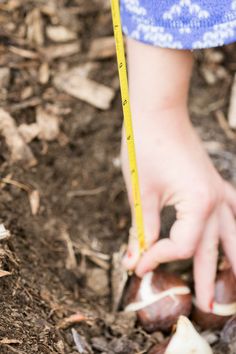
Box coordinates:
[110,0,146,252]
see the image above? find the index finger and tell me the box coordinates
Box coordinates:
[194,212,219,312]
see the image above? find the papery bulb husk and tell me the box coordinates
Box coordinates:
[124,270,192,332]
[192,268,236,330]
[221,314,236,344]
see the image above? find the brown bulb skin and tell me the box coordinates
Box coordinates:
[124,270,192,332]
[148,340,170,354]
[192,268,236,330]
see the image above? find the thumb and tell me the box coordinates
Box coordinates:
[123,194,160,270]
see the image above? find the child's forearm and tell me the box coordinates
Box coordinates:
[127,38,193,120]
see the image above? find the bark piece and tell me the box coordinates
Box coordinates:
[36,107,60,141]
[40,42,80,60]
[54,66,115,110]
[26,8,44,46]
[46,26,77,42]
[89,36,116,59]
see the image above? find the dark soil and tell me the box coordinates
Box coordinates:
[0,1,236,353]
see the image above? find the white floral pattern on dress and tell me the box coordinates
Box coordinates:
[120,0,236,49]
[163,0,209,21]
[192,19,236,48]
[130,22,183,49]
[121,0,147,16]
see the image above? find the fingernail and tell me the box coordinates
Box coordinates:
[127,250,132,258]
[209,299,214,311]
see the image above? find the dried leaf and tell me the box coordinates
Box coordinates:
[0,108,37,166]
[40,42,80,60]
[89,36,116,59]
[18,123,40,143]
[36,107,60,141]
[54,67,115,110]
[228,73,236,129]
[28,190,40,215]
[46,26,77,42]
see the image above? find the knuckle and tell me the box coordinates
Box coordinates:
[191,187,220,217]
[176,246,194,259]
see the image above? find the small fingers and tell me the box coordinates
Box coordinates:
[194,212,219,312]
[220,203,236,275]
[225,182,236,215]
[135,211,205,276]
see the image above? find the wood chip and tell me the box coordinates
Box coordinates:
[36,107,60,141]
[9,46,38,59]
[46,26,77,42]
[54,67,115,110]
[26,8,44,46]
[0,338,22,345]
[28,190,40,215]
[38,62,50,84]
[0,67,10,88]
[228,73,236,129]
[40,42,80,60]
[21,86,33,100]
[0,269,11,278]
[0,224,10,241]
[9,97,41,113]
[18,123,40,143]
[89,36,116,59]
[0,108,37,166]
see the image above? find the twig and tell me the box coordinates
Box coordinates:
[215,110,236,140]
[60,226,77,270]
[8,97,41,112]
[73,242,110,269]
[0,177,32,193]
[67,186,106,197]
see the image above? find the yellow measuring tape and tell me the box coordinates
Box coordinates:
[110,0,146,253]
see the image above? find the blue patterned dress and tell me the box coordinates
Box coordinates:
[120,0,236,49]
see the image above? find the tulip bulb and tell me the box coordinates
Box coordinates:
[193,267,236,330]
[124,270,192,332]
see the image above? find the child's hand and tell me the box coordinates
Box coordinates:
[121,39,236,313]
[122,116,236,313]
